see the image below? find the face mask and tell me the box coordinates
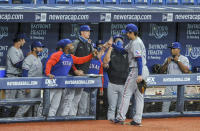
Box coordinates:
[97,47,101,52]
[36,51,43,57]
[116,41,123,48]
[68,48,74,54]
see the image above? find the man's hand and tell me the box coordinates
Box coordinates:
[74,70,85,76]
[107,37,113,47]
[88,39,92,44]
[166,57,172,65]
[47,74,55,79]
[108,47,113,51]
[173,55,179,63]
[92,49,98,57]
[136,75,143,83]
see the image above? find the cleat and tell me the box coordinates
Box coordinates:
[125,121,143,127]
[111,119,125,125]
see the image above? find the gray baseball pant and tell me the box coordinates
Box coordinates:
[48,89,62,116]
[116,66,149,123]
[162,86,177,112]
[15,89,41,117]
[107,82,124,120]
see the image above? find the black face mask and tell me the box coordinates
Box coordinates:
[68,48,74,54]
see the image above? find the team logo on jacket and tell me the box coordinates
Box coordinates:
[45,79,58,87]
[62,61,72,66]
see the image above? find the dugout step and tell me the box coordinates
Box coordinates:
[0,117,45,123]
[46,116,95,121]
[0,98,42,106]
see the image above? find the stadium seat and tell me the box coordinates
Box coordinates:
[181,0,196,5]
[166,0,180,5]
[12,0,44,4]
[134,0,150,5]
[87,0,102,4]
[56,0,69,4]
[73,0,85,4]
[119,0,132,4]
[150,0,165,5]
[37,0,44,4]
[0,0,9,4]
[104,0,117,4]
[197,0,200,4]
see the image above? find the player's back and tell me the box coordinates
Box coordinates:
[6,46,24,75]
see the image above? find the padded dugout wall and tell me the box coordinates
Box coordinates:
[19,23,59,63]
[140,23,177,73]
[0,23,19,66]
[177,23,200,71]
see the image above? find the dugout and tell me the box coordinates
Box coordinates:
[0,4,200,121]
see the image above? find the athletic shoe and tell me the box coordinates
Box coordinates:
[124,120,142,127]
[111,119,125,125]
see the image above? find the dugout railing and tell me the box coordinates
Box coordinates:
[143,73,200,118]
[0,74,200,123]
[0,75,102,123]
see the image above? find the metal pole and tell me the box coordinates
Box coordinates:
[42,89,50,117]
[89,88,98,119]
[176,85,185,113]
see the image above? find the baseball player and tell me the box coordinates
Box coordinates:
[15,41,44,117]
[160,42,190,112]
[4,33,27,117]
[77,40,112,116]
[45,38,96,116]
[111,24,149,126]
[107,34,129,121]
[60,25,94,116]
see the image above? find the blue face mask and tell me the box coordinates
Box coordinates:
[37,51,43,57]
[116,41,123,48]
[97,47,101,52]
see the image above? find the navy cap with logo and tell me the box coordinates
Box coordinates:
[15,33,28,40]
[122,24,138,34]
[96,40,104,47]
[31,41,44,50]
[80,25,91,32]
[168,42,181,49]
[57,39,72,48]
[113,34,123,41]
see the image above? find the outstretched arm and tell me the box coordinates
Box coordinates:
[71,54,93,64]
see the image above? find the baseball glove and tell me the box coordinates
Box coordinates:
[137,80,147,94]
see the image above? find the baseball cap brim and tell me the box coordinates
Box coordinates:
[122,29,127,34]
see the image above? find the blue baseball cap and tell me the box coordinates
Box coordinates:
[80,25,91,32]
[31,41,44,50]
[15,33,28,40]
[96,40,104,47]
[122,24,138,34]
[113,34,123,41]
[57,39,72,48]
[168,42,181,49]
